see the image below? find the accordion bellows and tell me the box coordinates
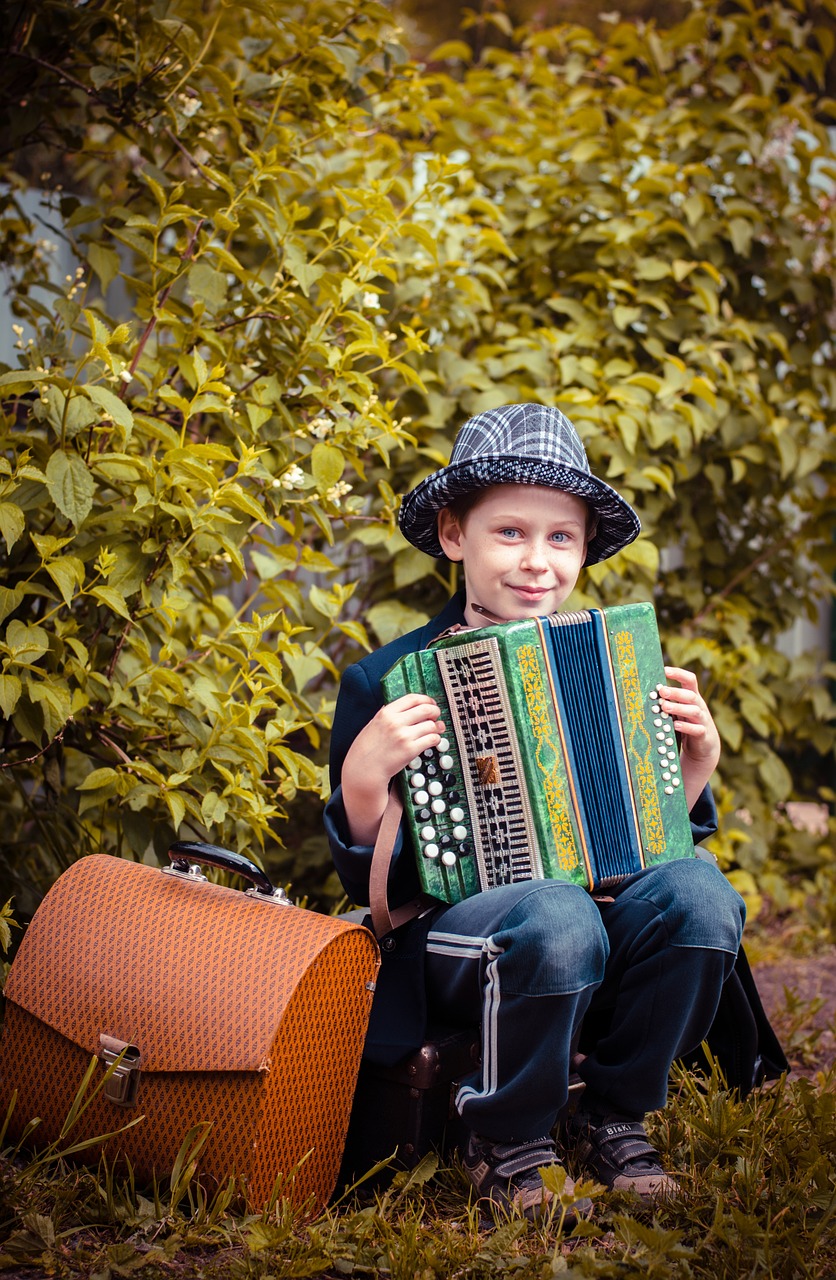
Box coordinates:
[0,856,378,1210]
[382,603,695,904]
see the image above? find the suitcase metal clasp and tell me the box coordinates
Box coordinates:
[99,1034,142,1107]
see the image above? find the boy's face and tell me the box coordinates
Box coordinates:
[437,484,588,628]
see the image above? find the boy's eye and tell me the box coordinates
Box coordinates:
[550,531,568,543]
[499,528,519,538]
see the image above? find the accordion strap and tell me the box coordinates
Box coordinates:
[369,789,435,939]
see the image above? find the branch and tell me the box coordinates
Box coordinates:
[119,217,205,396]
[690,536,793,630]
[163,127,225,187]
[0,729,65,770]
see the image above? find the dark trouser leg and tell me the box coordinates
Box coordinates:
[579,859,747,1116]
[425,880,608,1142]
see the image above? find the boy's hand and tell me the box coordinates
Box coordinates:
[658,667,721,812]
[341,694,445,846]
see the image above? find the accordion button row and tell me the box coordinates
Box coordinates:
[649,699,682,795]
[405,736,471,869]
[417,822,468,842]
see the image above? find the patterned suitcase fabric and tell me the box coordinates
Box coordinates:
[0,854,379,1211]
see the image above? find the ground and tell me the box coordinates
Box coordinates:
[752,945,836,1077]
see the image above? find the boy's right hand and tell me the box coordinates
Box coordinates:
[341,694,445,847]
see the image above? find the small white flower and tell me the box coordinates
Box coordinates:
[308,415,332,439]
[280,464,305,490]
[177,93,202,118]
[362,291,380,309]
[326,481,352,505]
[119,369,132,384]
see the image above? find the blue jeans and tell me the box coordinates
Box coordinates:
[424,859,746,1142]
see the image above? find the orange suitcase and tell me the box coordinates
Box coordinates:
[0,845,379,1211]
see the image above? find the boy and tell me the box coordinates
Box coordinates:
[325,403,746,1219]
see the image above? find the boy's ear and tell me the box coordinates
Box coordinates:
[437,508,464,562]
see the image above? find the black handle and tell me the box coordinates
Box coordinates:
[167,840,276,897]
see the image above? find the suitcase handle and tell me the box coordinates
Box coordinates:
[167,841,290,903]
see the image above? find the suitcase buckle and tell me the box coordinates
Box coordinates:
[99,1034,142,1107]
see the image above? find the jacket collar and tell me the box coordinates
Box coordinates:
[419,590,467,649]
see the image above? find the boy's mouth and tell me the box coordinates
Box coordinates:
[508,585,551,600]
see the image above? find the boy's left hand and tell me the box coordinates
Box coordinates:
[658,667,721,811]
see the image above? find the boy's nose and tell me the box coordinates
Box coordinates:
[520,542,549,571]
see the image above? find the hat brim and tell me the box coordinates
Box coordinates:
[398,456,641,565]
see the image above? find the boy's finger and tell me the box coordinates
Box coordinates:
[662,666,699,688]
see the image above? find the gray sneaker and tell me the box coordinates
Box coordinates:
[569,1114,680,1204]
[462,1132,593,1223]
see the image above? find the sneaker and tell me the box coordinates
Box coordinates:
[462,1132,593,1224]
[569,1111,680,1204]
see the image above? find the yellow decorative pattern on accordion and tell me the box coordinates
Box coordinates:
[614,630,667,856]
[518,644,579,872]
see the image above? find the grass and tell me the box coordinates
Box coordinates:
[0,1033,834,1280]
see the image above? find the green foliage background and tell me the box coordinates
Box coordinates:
[1,0,835,928]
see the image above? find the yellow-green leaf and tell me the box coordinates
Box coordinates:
[45,451,96,527]
[45,555,85,606]
[311,442,344,492]
[0,674,22,718]
[77,767,121,790]
[4,621,49,661]
[87,243,121,291]
[165,790,186,830]
[0,502,25,553]
[90,585,132,620]
[29,681,72,738]
[188,262,228,307]
[85,384,134,435]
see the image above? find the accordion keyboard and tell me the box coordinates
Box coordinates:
[437,645,541,889]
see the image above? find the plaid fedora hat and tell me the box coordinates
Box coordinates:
[398,403,641,565]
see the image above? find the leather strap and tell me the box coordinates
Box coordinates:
[369,788,435,938]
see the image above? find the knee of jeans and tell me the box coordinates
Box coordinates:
[650,859,746,951]
[494,883,608,994]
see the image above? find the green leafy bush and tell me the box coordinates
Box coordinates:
[0,0,834,924]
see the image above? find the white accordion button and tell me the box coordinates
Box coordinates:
[408,757,422,771]
[428,780,443,796]
[662,771,671,781]
[655,732,665,741]
[439,754,454,770]
[414,790,429,805]
[450,807,465,822]
[452,824,467,840]
[423,843,439,858]
[665,786,674,795]
[410,773,426,788]
[670,763,679,773]
[431,799,446,814]
[441,851,457,867]
[665,737,675,747]
[673,777,681,787]
[438,738,450,752]
[420,826,435,841]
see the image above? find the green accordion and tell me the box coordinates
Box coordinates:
[381,603,695,905]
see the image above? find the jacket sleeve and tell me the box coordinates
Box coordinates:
[689,782,718,846]
[324,660,419,908]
